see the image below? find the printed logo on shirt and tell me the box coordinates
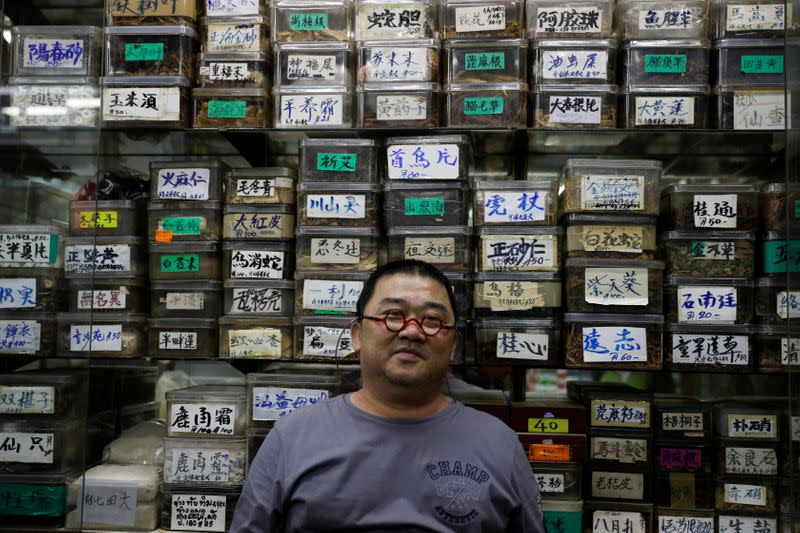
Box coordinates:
[425,460,489,526]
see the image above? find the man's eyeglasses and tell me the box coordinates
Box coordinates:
[360,311,455,337]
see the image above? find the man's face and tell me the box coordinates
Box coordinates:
[352,273,457,389]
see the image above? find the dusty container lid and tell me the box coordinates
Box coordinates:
[534,83,618,94]
[224,279,294,289]
[756,276,800,288]
[56,311,148,323]
[166,384,245,402]
[199,51,269,62]
[165,436,246,447]
[149,241,219,253]
[150,160,228,171]
[148,201,222,212]
[229,167,297,178]
[444,82,528,92]
[104,24,199,39]
[148,318,218,329]
[293,315,357,327]
[295,226,380,237]
[246,372,341,386]
[0,371,83,386]
[478,225,563,236]
[665,323,757,334]
[622,39,710,49]
[713,84,786,94]
[474,180,556,191]
[193,88,268,97]
[758,323,800,335]
[474,317,559,328]
[160,481,245,494]
[665,275,754,287]
[67,276,147,288]
[445,271,471,281]
[0,224,64,235]
[9,76,99,85]
[200,15,269,24]
[384,181,468,191]
[219,315,292,327]
[623,85,710,94]
[101,75,192,87]
[562,213,657,225]
[386,134,471,145]
[661,230,756,240]
[294,270,371,281]
[358,38,440,47]
[13,25,102,36]
[357,82,440,92]
[275,41,353,52]
[565,158,662,171]
[565,257,664,269]
[534,38,618,49]
[65,235,145,246]
[297,181,380,192]
[273,86,355,95]
[475,271,561,282]
[387,226,472,236]
[712,38,786,50]
[662,183,760,194]
[70,200,140,210]
[223,204,294,214]
[564,312,664,324]
[221,241,294,251]
[300,138,378,148]
[444,38,527,49]
[151,280,223,290]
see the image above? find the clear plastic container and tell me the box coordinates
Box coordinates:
[67,277,147,313]
[565,257,664,313]
[478,226,563,272]
[161,483,240,532]
[713,38,785,86]
[762,231,800,275]
[473,271,561,317]
[357,39,440,83]
[713,84,786,130]
[654,472,715,508]
[357,82,441,128]
[101,75,192,128]
[299,138,379,182]
[219,316,293,359]
[222,204,296,240]
[757,324,800,372]
[445,82,528,128]
[662,230,755,277]
[222,241,295,280]
[564,213,657,259]
[561,158,662,215]
[661,183,759,230]
[442,0,524,37]
[294,270,369,316]
[148,201,222,242]
[532,39,618,84]
[473,317,561,366]
[622,85,710,128]
[8,77,100,128]
[206,0,267,17]
[225,167,296,204]
[355,0,437,40]
[715,476,778,513]
[445,39,527,83]
[386,226,473,272]
[0,312,56,356]
[104,25,198,78]
[193,87,269,129]
[384,181,470,226]
[0,225,63,269]
[150,160,226,202]
[563,312,664,369]
[756,276,800,323]
[12,26,102,77]
[64,235,146,278]
[149,242,221,281]
[532,83,618,128]
[616,0,709,39]
[0,268,62,312]
[166,385,247,437]
[224,280,296,316]
[664,324,756,373]
[716,404,780,440]
[474,180,558,227]
[148,318,219,358]
[198,51,270,89]
[296,226,382,270]
[716,438,780,477]
[150,280,224,318]
[107,0,198,25]
[0,418,83,474]
[621,39,710,86]
[274,86,355,128]
[297,182,381,226]
[56,312,147,357]
[712,0,787,38]
[589,427,652,465]
[163,437,246,485]
[526,0,614,38]
[761,182,800,233]
[202,15,270,53]
[0,372,84,417]
[294,315,358,361]
[247,373,340,427]
[664,276,754,324]
[276,41,353,86]
[385,134,472,181]
[272,0,354,42]
[531,462,582,500]
[69,200,142,237]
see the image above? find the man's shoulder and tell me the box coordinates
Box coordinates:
[455,403,518,443]
[272,394,344,434]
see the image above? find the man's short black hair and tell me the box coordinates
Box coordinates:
[356,260,458,322]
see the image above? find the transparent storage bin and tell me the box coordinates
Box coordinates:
[474,180,558,226]
[526,0,614,38]
[63,236,146,278]
[272,0,354,42]
[198,52,270,89]
[564,312,664,369]
[564,213,657,259]
[149,242,221,281]
[442,0,524,38]
[107,0,198,25]
[386,226,473,272]
[296,226,382,270]
[757,276,800,323]
[621,39,710,86]
[712,0,788,38]
[445,38,527,83]
[222,204,296,240]
[357,39,440,83]
[224,280,295,316]
[297,182,380,226]
[150,160,226,202]
[478,226,562,272]
[0,268,62,312]
[565,257,664,313]
[661,183,759,230]
[385,134,472,180]
[8,77,100,128]
[473,317,561,366]
[0,371,84,417]
[622,85,710,128]
[757,324,800,372]
[713,38,785,86]
[68,200,142,237]
[473,271,561,317]
[0,312,56,357]
[664,276,754,324]
[163,437,246,485]
[561,158,662,215]
[150,280,224,318]
[0,417,83,474]
[274,86,354,128]
[222,241,295,280]
[294,315,357,362]
[56,312,147,357]
[715,476,778,513]
[665,323,756,371]
[299,138,378,182]
[0,225,63,269]
[761,182,800,233]
[102,75,192,128]
[713,84,786,130]
[384,181,470,226]
[590,427,652,466]
[225,167,297,204]
[161,483,240,532]
[445,82,528,127]
[165,385,247,438]
[276,41,353,86]
[662,230,755,277]
[532,83,618,128]
[531,462,582,500]
[616,0,709,39]
[247,372,340,427]
[357,82,441,128]
[202,15,270,53]
[104,25,198,78]
[12,25,102,77]
[193,88,269,129]
[67,277,147,313]
[148,201,222,242]
[219,316,293,359]
[355,0,437,40]
[532,39,618,84]
[294,270,369,316]
[148,318,219,358]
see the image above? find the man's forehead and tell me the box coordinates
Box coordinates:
[371,274,451,306]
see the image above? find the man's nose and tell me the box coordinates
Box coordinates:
[397,318,426,339]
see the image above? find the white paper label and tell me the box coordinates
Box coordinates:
[585,268,648,306]
[0,320,41,354]
[303,326,354,358]
[228,328,282,358]
[482,190,548,223]
[536,6,604,33]
[166,292,205,310]
[593,511,646,533]
[169,449,230,482]
[693,195,737,228]
[69,324,122,352]
[234,177,292,198]
[733,90,786,130]
[455,5,506,32]
[635,96,695,126]
[582,175,644,211]
[718,516,777,533]
[207,22,260,52]
[252,387,331,421]
[311,238,360,264]
[671,334,750,365]
[726,4,785,31]
[533,473,565,493]
[103,87,182,122]
[0,278,36,309]
[0,386,54,414]
[582,326,647,362]
[387,144,461,179]
[591,437,648,463]
[691,241,736,260]
[306,194,366,219]
[548,95,601,123]
[230,288,283,314]
[591,471,644,499]
[662,412,704,432]
[376,95,427,121]
[0,432,53,463]
[542,50,608,80]
[286,54,338,81]
[404,237,456,263]
[358,3,428,39]
[363,47,430,81]
[230,249,285,279]
[592,400,650,428]
[65,244,131,274]
[158,331,198,351]
[495,332,549,360]
[206,0,260,16]
[77,289,126,310]
[725,447,778,475]
[658,516,713,533]
[638,8,696,30]
[23,38,85,69]
[727,414,778,438]
[206,62,251,81]
[777,290,800,319]
[678,286,738,323]
[0,232,56,266]
[279,94,343,127]
[82,479,138,527]
[580,226,643,254]
[302,279,362,312]
[481,235,555,271]
[157,168,210,201]
[170,404,236,435]
[171,494,227,532]
[723,483,767,506]
[780,338,800,366]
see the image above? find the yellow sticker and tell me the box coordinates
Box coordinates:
[528,418,569,433]
[79,211,118,229]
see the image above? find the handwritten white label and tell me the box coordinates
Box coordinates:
[0,232,57,267]
[533,473,565,493]
[537,6,604,33]
[0,278,36,309]
[166,292,205,310]
[103,87,182,122]
[206,0,260,16]
[638,8,696,30]
[404,237,456,263]
[781,338,800,366]
[357,3,428,39]
[170,404,236,435]
[670,334,749,365]
[311,238,360,264]
[279,94,343,127]
[363,47,430,81]
[591,437,648,463]
[677,286,738,323]
[725,446,778,475]
[723,483,767,506]
[64,244,131,274]
[733,90,786,130]
[481,235,556,271]
[582,175,644,211]
[204,62,251,81]
[22,38,85,69]
[580,226,643,253]
[168,448,230,482]
[207,22,260,53]
[657,516,713,533]
[455,4,506,32]
[482,280,549,311]
[591,400,650,427]
[727,414,778,438]
[252,387,331,421]
[662,412,704,432]
[228,328,282,358]
[593,511,646,533]
[77,289,126,310]
[542,50,608,80]
[635,96,695,126]
[582,326,647,362]
[0,386,54,414]
[70,324,122,352]
[230,288,283,314]
[777,290,800,319]
[0,320,41,354]
[585,268,649,306]
[82,479,138,527]
[230,250,284,279]
[0,432,54,463]
[726,3,785,31]
[302,326,354,358]
[718,516,777,533]
[234,177,292,198]
[376,95,427,121]
[171,493,226,531]
[306,194,366,219]
[158,331,198,351]
[157,168,210,201]
[387,144,461,179]
[591,471,644,499]
[548,95,601,123]
[693,195,737,228]
[495,332,549,360]
[286,54,338,81]
[482,190,548,223]
[302,279,362,312]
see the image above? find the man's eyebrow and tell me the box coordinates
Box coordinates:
[375,298,451,314]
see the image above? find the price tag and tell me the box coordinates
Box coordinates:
[280,94,343,127]
[776,290,800,319]
[548,95,601,123]
[169,404,236,435]
[733,90,786,130]
[723,483,767,506]
[693,194,737,228]
[781,338,800,366]
[482,280,546,311]
[206,62,252,82]
[580,226,643,254]
[288,13,329,30]
[638,8,696,30]
[287,55,338,81]
[661,412,704,432]
[376,95,427,121]
[726,3,785,31]
[582,326,647,362]
[357,3,428,39]
[158,331,198,351]
[207,22,260,52]
[0,278,36,309]
[585,268,648,306]
[591,437,648,463]
[0,320,41,354]
[0,386,54,414]
[659,447,703,469]
[252,387,330,421]
[635,96,695,126]
[464,52,506,71]
[207,100,247,119]
[82,479,138,527]
[464,97,504,115]
[582,175,643,211]
[155,229,173,242]
[310,238,360,264]
[125,43,164,61]
[103,87,182,122]
[64,244,131,274]
[160,217,203,236]
[230,250,284,279]
[536,6,603,33]
[657,515,713,533]
[455,5,506,32]
[482,190,548,223]
[677,286,737,323]
[171,494,227,532]
[725,447,778,475]
[228,329,282,358]
[670,333,749,365]
[23,38,85,69]
[495,332,549,360]
[0,232,58,266]
[230,288,282,314]
[69,325,122,352]
[387,144,460,179]
[527,418,568,433]
[362,47,430,82]
[541,50,608,80]
[161,254,200,273]
[302,279,362,312]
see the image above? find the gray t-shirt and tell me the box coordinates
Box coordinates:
[231,394,545,533]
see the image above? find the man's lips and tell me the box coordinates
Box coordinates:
[392,348,425,360]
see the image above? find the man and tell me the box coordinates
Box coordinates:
[231,260,545,532]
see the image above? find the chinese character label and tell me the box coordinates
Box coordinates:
[483,190,547,223]
[0,232,58,266]
[658,447,703,469]
[302,326,354,357]
[0,432,54,463]
[776,290,800,318]
[657,515,713,533]
[287,54,337,81]
[591,472,644,500]
[170,404,236,435]
[77,289,127,310]
[495,332,549,360]
[584,268,648,306]
[781,338,800,366]
[166,292,205,310]
[110,0,195,17]
[644,54,687,73]
[763,239,800,273]
[529,444,571,462]
[82,480,138,527]
[591,437,648,463]
[0,320,41,354]
[726,3,785,31]
[204,61,253,82]
[306,194,366,219]
[725,446,778,475]
[677,286,737,323]
[670,334,749,365]
[464,52,506,71]
[79,211,119,229]
[230,249,284,279]
[635,96,695,126]
[482,280,546,311]
[693,194,737,228]
[225,208,291,238]
[233,177,290,198]
[537,6,603,33]
[206,0,260,16]
[727,414,777,438]
[690,240,735,260]
[582,175,643,211]
[404,237,456,264]
[279,94,343,127]
[65,244,131,274]
[591,400,650,427]
[358,3,427,39]
[527,417,569,433]
[23,39,84,69]
[741,55,784,73]
[376,95,427,121]
[169,448,231,482]
[158,331,199,351]
[171,494,227,532]
[160,217,203,236]
[733,90,785,130]
[405,197,445,216]
[124,43,164,61]
[481,235,556,271]
[718,516,776,533]
[548,95,601,123]
[0,386,54,414]
[661,412,704,432]
[593,511,646,533]
[723,483,766,506]
[363,47,430,81]
[161,254,201,273]
[464,97,504,115]
[542,50,608,80]
[228,328,282,358]
[252,387,330,420]
[207,22,259,52]
[387,143,461,179]
[316,153,356,172]
[288,13,329,30]
[455,5,506,32]
[102,87,182,122]
[582,327,647,362]
[302,279,362,312]
[207,100,247,119]
[231,288,282,315]
[70,325,123,352]
[310,238,360,265]
[533,472,565,494]
[638,8,696,30]
[0,278,36,309]
[580,226,643,253]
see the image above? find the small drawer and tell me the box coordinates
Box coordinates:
[589,428,651,466]
[532,39,617,84]
[616,0,709,39]
[565,257,664,313]
[661,183,759,230]
[12,25,102,77]
[104,25,198,78]
[150,280,223,318]
[621,39,710,86]
[653,472,715,508]
[150,160,227,202]
[67,277,147,313]
[296,226,382,270]
[445,38,527,83]
[386,226,473,272]
[225,167,297,204]
[357,82,441,128]
[0,225,63,269]
[64,236,146,278]
[473,317,561,366]
[0,418,83,474]
[0,268,62,312]
[165,385,247,438]
[272,0,353,42]
[621,86,709,128]
[201,15,270,53]
[148,318,218,358]
[223,280,295,316]
[713,84,786,130]
[713,38,785,85]
[473,272,561,318]
[149,242,221,281]
[148,201,222,242]
[386,134,472,180]
[561,158,662,215]
[218,316,293,359]
[717,439,781,476]
[56,312,147,357]
[163,437,247,485]
[198,52,270,89]
[712,0,787,38]
[662,230,756,277]
[193,88,269,129]
[531,462,582,500]
[69,200,142,237]
[101,76,192,128]
[108,0,197,25]
[355,0,437,40]
[294,270,369,316]
[357,39,440,83]
[442,0,524,38]
[161,483,240,532]
[474,180,558,227]
[532,83,618,129]
[275,42,353,86]
[478,226,563,273]
[564,213,657,259]
[445,82,528,128]
[222,204,296,240]
[715,476,778,513]
[247,372,340,427]
[294,315,357,362]
[297,182,381,227]
[0,311,56,356]
[525,0,614,38]
[274,87,354,128]
[564,312,663,370]
[664,276,754,324]
[222,241,295,280]
[299,138,378,182]
[384,180,470,226]
[757,324,800,373]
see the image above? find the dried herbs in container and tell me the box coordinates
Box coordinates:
[713,39,785,85]
[474,180,558,226]
[101,76,193,128]
[386,226,473,272]
[294,316,358,362]
[198,52,270,89]
[714,476,777,513]
[755,276,800,324]
[272,0,353,42]
[357,83,441,128]
[661,230,755,277]
[193,88,269,129]
[56,312,147,357]
[661,183,759,230]
[524,0,614,39]
[297,182,380,227]
[0,268,63,312]
[147,318,219,358]
[299,138,378,182]
[357,39,440,83]
[202,16,270,53]
[295,226,382,271]
[105,25,198,78]
[712,84,786,130]
[756,323,800,372]
[761,182,800,233]
[276,41,353,86]
[621,86,710,129]
[106,0,198,26]
[445,82,528,127]
[445,39,527,83]
[532,84,618,129]
[565,257,664,314]
[150,280,223,318]
[473,317,561,366]
[225,167,297,203]
[621,39,710,86]
[223,280,295,317]
[532,39,617,85]
[0,312,56,357]
[563,312,664,369]
[67,277,148,313]
[564,213,657,259]
[218,316,293,359]
[473,271,561,318]
[616,0,708,39]
[665,323,756,372]
[664,276,754,324]
[149,242,221,281]
[384,181,469,226]
[442,0,524,38]
[560,158,662,215]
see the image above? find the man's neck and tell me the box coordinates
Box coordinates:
[350,387,452,420]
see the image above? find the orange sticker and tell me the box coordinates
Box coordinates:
[528,444,571,462]
[155,229,174,243]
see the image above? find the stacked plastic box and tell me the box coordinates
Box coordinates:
[661,184,759,372]
[8,25,102,127]
[220,167,297,360]
[272,0,355,128]
[615,0,711,128]
[527,0,618,128]
[195,0,271,128]
[561,158,664,371]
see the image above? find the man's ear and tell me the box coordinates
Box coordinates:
[449,329,461,363]
[351,320,362,353]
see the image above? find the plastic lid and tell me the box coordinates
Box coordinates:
[193,88,267,97]
[298,181,380,192]
[474,180,556,191]
[223,204,294,214]
[358,82,440,92]
[219,316,291,326]
[444,38,527,48]
[534,83,617,94]
[665,323,757,334]
[273,0,352,7]
[294,270,371,281]
[165,436,246,447]
[224,279,294,289]
[67,276,147,287]
[150,160,228,171]
[564,313,664,324]
[475,271,561,282]
[662,183,759,194]
[166,385,245,402]
[199,51,268,61]
[387,226,472,236]
[229,167,297,178]
[300,138,377,148]
[64,235,144,246]
[246,372,341,385]
[160,482,244,495]
[712,38,785,49]
[565,158,662,170]
[566,257,664,269]
[714,85,785,94]
[276,41,353,51]
[149,318,218,328]
[0,266,62,278]
[0,224,63,235]
[102,76,192,87]
[148,200,222,210]
[13,25,102,35]
[665,275,754,287]
[474,317,559,328]
[221,241,293,251]
[151,280,223,290]
[0,371,82,386]
[70,200,142,210]
[623,85,710,94]
[445,82,528,92]
[0,311,55,320]
[444,272,471,282]
[358,38,440,47]
[273,86,355,95]
[104,24,199,39]
[383,180,468,191]
[9,76,99,86]
[56,311,148,323]
[562,213,657,225]
[293,315,358,326]
[534,38,618,48]
[756,276,800,288]
[660,230,756,240]
[201,15,269,23]
[296,226,379,237]
[478,225,563,236]
[149,241,219,253]
[386,134,470,145]
[622,39,710,49]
